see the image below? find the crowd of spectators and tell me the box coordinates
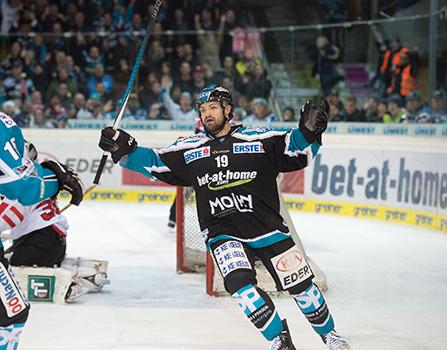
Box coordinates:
[326,89,447,124]
[0,0,275,128]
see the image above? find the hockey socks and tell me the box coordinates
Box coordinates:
[292,283,334,335]
[0,323,25,350]
[233,284,283,341]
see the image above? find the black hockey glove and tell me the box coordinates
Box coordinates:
[299,99,329,145]
[99,127,138,164]
[41,160,84,206]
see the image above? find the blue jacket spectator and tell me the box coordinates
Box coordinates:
[87,64,113,97]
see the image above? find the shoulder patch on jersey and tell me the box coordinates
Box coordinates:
[0,113,16,128]
[157,133,209,154]
[233,126,292,141]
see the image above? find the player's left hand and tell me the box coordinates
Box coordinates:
[99,127,138,164]
[299,99,329,145]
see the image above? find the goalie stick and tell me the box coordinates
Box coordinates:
[93,1,164,185]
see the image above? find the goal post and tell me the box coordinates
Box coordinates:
[176,184,328,296]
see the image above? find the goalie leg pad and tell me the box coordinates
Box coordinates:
[0,323,25,350]
[292,283,334,335]
[233,284,283,341]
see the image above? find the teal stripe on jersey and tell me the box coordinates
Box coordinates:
[288,129,312,153]
[122,146,168,177]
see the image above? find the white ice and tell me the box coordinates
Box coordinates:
[20,202,447,350]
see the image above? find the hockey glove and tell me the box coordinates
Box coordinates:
[99,127,138,164]
[41,160,84,206]
[299,99,329,145]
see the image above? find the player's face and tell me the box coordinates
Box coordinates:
[199,101,228,135]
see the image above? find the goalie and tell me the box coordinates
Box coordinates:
[99,85,350,350]
[0,143,110,303]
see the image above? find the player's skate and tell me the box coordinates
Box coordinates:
[65,282,90,303]
[270,320,297,350]
[321,330,350,350]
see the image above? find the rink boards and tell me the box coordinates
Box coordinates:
[24,129,447,233]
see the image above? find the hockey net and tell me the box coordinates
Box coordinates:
[176,183,328,296]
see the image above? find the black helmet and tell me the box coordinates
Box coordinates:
[196,84,234,119]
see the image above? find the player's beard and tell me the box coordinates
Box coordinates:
[203,111,228,136]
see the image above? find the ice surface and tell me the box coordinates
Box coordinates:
[20,202,447,350]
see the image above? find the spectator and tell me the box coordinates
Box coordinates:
[219,9,239,62]
[402,90,431,123]
[87,64,113,97]
[387,52,417,99]
[383,95,405,123]
[30,91,44,111]
[246,59,272,100]
[312,35,342,97]
[55,83,73,110]
[380,37,410,95]
[78,98,105,120]
[195,13,225,71]
[30,106,54,128]
[363,95,380,122]
[2,61,35,101]
[147,102,164,120]
[161,82,195,121]
[234,94,250,120]
[191,64,208,97]
[45,95,67,128]
[1,100,17,118]
[46,67,78,102]
[429,90,447,123]
[121,93,146,120]
[282,107,296,122]
[73,92,87,118]
[1,0,22,34]
[139,78,162,112]
[174,61,194,94]
[83,46,103,76]
[377,100,391,122]
[343,95,366,122]
[244,98,276,122]
[14,100,33,127]
[328,101,344,122]
[0,41,24,77]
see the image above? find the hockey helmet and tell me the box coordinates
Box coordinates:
[196,84,234,120]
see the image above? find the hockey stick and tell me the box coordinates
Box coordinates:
[93,1,164,185]
[60,184,97,213]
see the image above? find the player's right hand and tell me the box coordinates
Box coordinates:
[99,127,138,164]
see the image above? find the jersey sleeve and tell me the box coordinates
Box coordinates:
[121,145,191,186]
[0,113,59,205]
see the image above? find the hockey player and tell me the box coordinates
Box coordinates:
[0,112,84,349]
[99,85,350,350]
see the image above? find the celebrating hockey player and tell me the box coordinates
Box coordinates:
[99,85,350,350]
[0,112,84,349]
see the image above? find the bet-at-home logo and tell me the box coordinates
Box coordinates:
[28,276,55,302]
[198,170,257,190]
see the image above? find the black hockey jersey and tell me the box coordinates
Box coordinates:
[122,125,320,242]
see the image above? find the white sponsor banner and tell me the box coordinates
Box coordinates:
[304,149,447,215]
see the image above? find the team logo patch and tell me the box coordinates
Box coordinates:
[184,146,211,164]
[233,142,265,154]
[28,276,55,302]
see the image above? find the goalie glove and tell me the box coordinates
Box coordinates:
[41,161,84,206]
[299,99,329,145]
[99,127,138,164]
